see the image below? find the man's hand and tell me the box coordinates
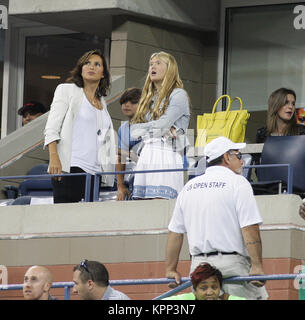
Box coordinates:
[241,224,266,287]
[166,270,182,288]
[116,185,130,201]
[165,231,184,289]
[299,202,305,220]
[248,265,266,287]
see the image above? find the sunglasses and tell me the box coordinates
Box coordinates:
[228,151,242,160]
[80,259,94,280]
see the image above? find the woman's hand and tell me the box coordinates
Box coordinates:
[49,153,62,181]
[116,184,130,201]
[169,126,177,138]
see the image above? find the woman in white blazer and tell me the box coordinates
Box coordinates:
[44,49,116,203]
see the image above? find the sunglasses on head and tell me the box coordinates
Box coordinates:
[80,259,94,280]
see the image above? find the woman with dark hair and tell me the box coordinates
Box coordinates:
[44,49,116,203]
[256,87,305,143]
[163,263,246,300]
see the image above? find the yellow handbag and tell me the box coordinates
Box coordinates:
[195,95,250,147]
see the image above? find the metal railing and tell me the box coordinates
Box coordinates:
[0,163,294,204]
[0,273,304,300]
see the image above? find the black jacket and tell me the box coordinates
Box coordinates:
[256,124,305,143]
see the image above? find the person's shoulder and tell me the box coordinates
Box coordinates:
[114,289,131,300]
[56,83,77,89]
[170,88,188,97]
[181,174,200,192]
[296,124,305,135]
[232,171,251,184]
[55,83,79,94]
[109,287,131,300]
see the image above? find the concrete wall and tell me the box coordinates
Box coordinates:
[9,0,220,32]
[0,194,304,299]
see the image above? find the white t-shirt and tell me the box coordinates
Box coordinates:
[70,94,111,174]
[168,166,263,257]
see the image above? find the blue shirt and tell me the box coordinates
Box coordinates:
[118,121,140,152]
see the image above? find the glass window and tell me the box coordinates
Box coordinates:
[225,4,305,112]
[23,33,106,112]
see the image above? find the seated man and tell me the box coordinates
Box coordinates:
[116,88,142,200]
[163,262,246,300]
[23,265,57,300]
[18,101,47,126]
[72,260,130,300]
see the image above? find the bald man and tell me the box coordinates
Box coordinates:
[23,265,58,300]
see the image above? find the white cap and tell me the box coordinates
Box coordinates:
[204,136,246,163]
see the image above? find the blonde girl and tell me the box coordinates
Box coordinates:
[130,51,190,199]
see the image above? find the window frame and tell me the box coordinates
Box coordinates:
[217,0,300,110]
[1,17,110,137]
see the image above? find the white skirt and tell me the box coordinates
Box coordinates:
[132,139,184,199]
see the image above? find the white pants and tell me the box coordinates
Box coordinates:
[191,254,269,300]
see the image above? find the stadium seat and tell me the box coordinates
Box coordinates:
[252,135,305,196]
[4,163,53,199]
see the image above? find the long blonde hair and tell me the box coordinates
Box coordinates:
[131,52,184,123]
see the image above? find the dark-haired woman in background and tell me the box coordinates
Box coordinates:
[256,87,305,143]
[44,49,116,203]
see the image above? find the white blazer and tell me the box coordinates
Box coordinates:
[44,83,116,187]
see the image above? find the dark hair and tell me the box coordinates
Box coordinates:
[73,260,109,287]
[66,49,110,97]
[18,101,47,116]
[119,88,142,105]
[207,155,224,167]
[267,87,297,136]
[191,263,223,289]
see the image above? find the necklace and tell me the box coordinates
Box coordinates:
[84,89,103,110]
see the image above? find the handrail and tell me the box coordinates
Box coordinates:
[0,172,93,202]
[0,163,294,203]
[1,274,304,300]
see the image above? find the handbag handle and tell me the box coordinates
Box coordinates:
[206,95,232,129]
[211,94,232,114]
[230,96,243,111]
[222,96,244,121]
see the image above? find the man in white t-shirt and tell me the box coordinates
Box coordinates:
[165,136,268,300]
